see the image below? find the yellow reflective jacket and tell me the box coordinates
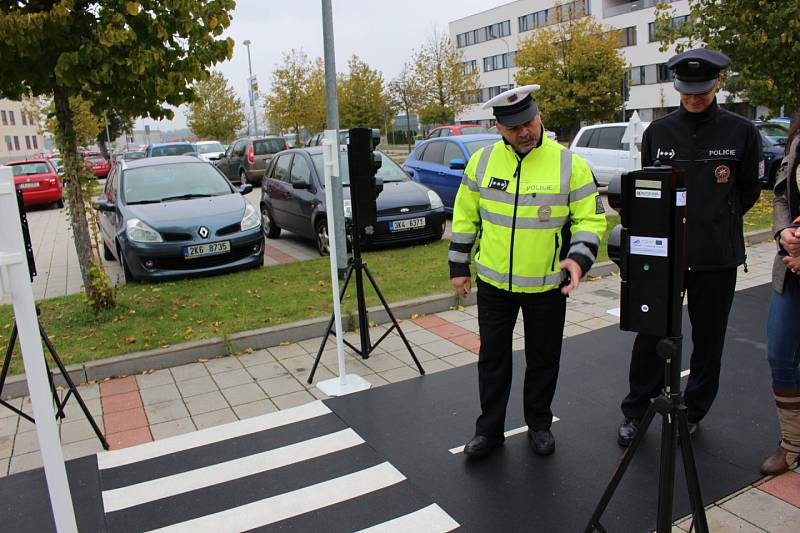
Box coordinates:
[448,136,606,293]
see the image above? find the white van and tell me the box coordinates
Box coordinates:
[570,122,650,186]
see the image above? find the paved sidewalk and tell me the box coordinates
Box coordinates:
[0,240,798,531]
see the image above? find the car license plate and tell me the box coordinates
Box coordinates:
[184,241,230,259]
[389,217,426,232]
[18,182,40,189]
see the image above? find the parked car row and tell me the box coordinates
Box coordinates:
[8,159,64,209]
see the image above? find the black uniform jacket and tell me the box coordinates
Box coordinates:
[641,100,762,270]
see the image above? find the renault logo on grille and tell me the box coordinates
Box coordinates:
[198,226,209,239]
[400,207,409,213]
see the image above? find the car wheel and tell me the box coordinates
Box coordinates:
[239,170,247,186]
[103,241,115,261]
[315,219,330,256]
[56,198,64,209]
[262,204,281,238]
[117,244,135,283]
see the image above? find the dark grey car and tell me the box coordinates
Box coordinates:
[215,136,288,185]
[94,156,264,282]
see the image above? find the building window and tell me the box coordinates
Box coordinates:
[657,63,674,83]
[25,136,31,150]
[21,113,28,126]
[463,89,483,104]
[484,84,515,101]
[628,62,674,86]
[8,111,15,126]
[519,0,587,33]
[483,52,516,72]
[649,15,690,42]
[4,136,11,151]
[456,19,510,48]
[617,26,637,47]
[32,136,39,149]
[463,60,478,75]
[1,111,6,126]
[13,136,20,150]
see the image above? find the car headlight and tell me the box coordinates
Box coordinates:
[126,218,163,243]
[240,203,260,231]
[427,190,443,210]
[343,199,352,218]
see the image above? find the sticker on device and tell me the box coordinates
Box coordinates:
[635,189,662,199]
[630,236,668,257]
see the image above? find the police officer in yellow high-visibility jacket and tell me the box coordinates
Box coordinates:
[451,85,606,459]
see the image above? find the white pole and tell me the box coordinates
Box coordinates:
[0,167,77,532]
[315,131,370,397]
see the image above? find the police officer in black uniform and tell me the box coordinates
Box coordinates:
[617,49,763,446]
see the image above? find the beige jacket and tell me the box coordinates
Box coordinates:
[772,136,799,293]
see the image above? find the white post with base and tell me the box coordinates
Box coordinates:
[316,130,371,397]
[622,110,645,171]
[0,166,77,532]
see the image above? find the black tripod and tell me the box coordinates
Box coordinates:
[585,334,707,533]
[1,190,108,449]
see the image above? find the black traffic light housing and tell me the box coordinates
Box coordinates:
[347,128,383,242]
[607,163,687,337]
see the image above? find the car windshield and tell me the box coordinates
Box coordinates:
[150,145,194,157]
[123,151,145,160]
[311,150,407,187]
[758,123,789,145]
[460,126,485,135]
[463,139,498,156]
[122,162,233,204]
[195,142,225,154]
[10,162,51,175]
[254,138,287,155]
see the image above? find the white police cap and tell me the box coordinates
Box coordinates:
[482,84,541,126]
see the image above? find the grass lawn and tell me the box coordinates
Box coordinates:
[0,197,772,376]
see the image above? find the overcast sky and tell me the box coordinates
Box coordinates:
[136,0,509,132]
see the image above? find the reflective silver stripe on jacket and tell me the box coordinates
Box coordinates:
[480,208,567,230]
[571,230,601,246]
[480,187,569,207]
[560,150,572,193]
[451,232,477,245]
[460,174,479,192]
[568,242,596,263]
[474,146,493,184]
[477,263,566,288]
[448,250,471,264]
[569,181,597,203]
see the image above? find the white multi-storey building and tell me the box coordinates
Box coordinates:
[450,0,764,129]
[0,98,45,163]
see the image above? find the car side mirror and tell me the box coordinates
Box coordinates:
[93,198,114,212]
[448,159,466,170]
[292,180,310,190]
[375,177,384,196]
[209,154,221,161]
[239,184,253,195]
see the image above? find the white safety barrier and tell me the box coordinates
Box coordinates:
[0,166,77,532]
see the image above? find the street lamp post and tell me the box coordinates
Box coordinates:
[499,36,512,88]
[243,39,258,136]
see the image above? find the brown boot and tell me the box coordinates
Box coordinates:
[760,444,796,476]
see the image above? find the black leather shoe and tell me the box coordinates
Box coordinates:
[529,429,555,456]
[463,435,503,459]
[618,418,639,447]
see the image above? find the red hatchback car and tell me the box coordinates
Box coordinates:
[84,156,111,179]
[423,123,488,139]
[8,159,64,208]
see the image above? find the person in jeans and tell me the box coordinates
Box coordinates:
[761,110,800,475]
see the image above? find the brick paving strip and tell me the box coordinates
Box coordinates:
[99,376,152,450]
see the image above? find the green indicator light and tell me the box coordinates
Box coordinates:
[643,264,650,271]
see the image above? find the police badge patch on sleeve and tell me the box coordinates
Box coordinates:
[595,195,605,214]
[488,177,509,191]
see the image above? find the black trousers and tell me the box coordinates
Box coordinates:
[475,278,567,437]
[621,268,738,423]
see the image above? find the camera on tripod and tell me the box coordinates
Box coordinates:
[347,128,383,242]
[606,163,687,337]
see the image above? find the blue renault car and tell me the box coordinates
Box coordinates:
[402,133,500,212]
[754,121,789,188]
[94,156,263,281]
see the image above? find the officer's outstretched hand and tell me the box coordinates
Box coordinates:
[559,258,583,295]
[452,276,472,297]
[779,227,800,257]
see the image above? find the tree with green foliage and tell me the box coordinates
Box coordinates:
[265,50,313,145]
[0,1,234,311]
[186,71,244,143]
[653,0,800,115]
[338,55,386,130]
[305,58,328,135]
[387,62,422,150]
[412,29,480,126]
[515,9,627,139]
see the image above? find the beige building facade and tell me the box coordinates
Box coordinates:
[0,98,45,163]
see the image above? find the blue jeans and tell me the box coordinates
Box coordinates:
[767,278,800,389]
